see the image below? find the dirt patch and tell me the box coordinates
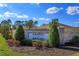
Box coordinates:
[11,46,79,56]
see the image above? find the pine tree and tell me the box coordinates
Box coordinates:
[14,25,25,45]
[48,19,60,47]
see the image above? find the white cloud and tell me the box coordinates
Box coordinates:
[4,11,17,17]
[0,11,50,21]
[32,17,37,21]
[46,7,63,14]
[66,6,79,15]
[32,17,50,21]
[0,15,2,17]
[16,14,29,19]
[0,3,7,7]
[39,18,50,21]
[0,11,29,19]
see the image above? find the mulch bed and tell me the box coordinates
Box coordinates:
[11,46,79,56]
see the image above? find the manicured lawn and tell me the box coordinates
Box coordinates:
[0,34,30,56]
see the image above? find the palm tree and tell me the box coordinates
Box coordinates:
[26,20,38,29]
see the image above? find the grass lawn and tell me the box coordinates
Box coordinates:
[0,34,30,56]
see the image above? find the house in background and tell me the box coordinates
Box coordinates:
[24,23,79,44]
[59,23,79,44]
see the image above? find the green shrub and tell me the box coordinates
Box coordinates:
[42,40,49,47]
[71,36,79,44]
[14,25,25,45]
[37,41,42,46]
[32,41,38,47]
[64,36,79,46]
[32,40,49,48]
[32,40,42,48]
[35,41,42,49]
[21,40,32,46]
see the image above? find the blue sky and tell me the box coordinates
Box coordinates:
[0,3,79,26]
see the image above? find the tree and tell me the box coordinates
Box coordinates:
[7,19,12,26]
[14,21,22,29]
[48,19,60,47]
[0,20,11,39]
[14,25,25,45]
[26,20,38,29]
[7,19,13,39]
[15,21,22,26]
[22,21,27,26]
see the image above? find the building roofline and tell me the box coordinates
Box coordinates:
[23,23,79,30]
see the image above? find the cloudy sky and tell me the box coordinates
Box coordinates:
[0,3,79,26]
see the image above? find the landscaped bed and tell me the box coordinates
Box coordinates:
[0,34,30,56]
[11,46,79,56]
[0,33,79,56]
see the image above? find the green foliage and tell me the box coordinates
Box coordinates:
[37,40,42,45]
[0,20,11,39]
[32,40,42,45]
[14,25,25,45]
[21,40,32,46]
[65,36,79,46]
[42,40,49,47]
[32,40,43,49]
[26,20,38,29]
[0,34,18,56]
[15,21,23,26]
[71,36,79,43]
[32,40,48,47]
[0,34,14,55]
[0,34,11,51]
[0,34,30,56]
[48,19,60,47]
